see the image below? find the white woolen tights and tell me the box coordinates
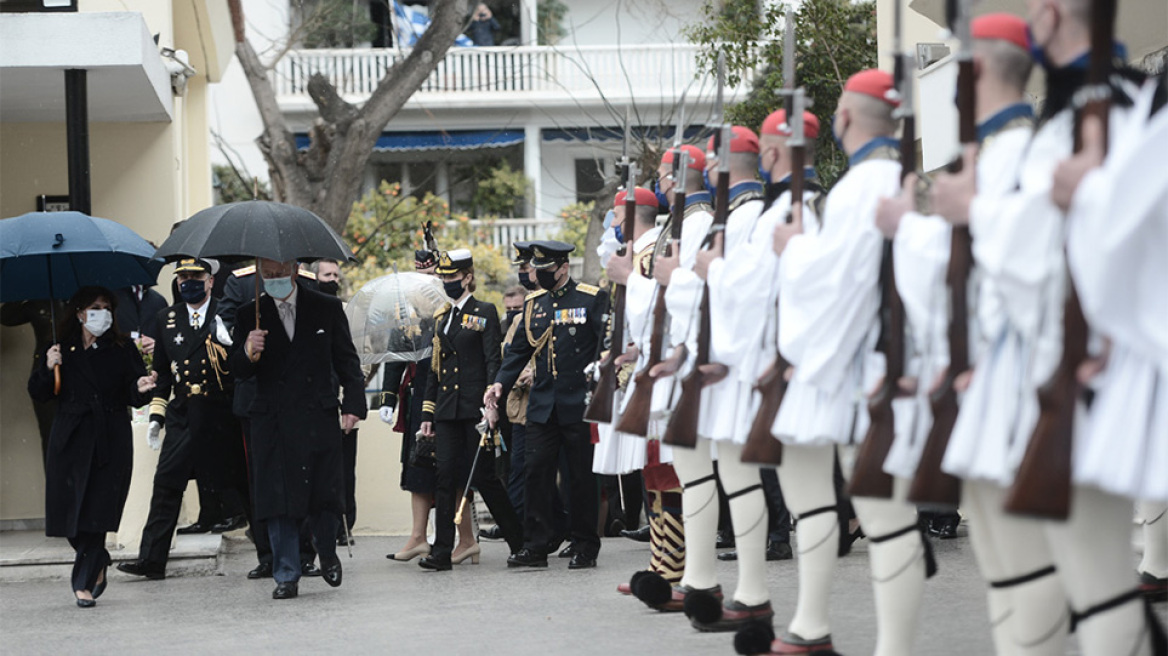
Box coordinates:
[776,444,838,642]
[965,480,1068,656]
[1138,500,1168,579]
[671,442,720,591]
[1046,487,1153,656]
[849,477,925,656]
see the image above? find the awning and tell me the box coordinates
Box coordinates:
[294,129,524,153]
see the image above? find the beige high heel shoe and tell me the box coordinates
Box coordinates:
[387,543,431,561]
[451,543,481,565]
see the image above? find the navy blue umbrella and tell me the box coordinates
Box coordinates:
[0,211,164,303]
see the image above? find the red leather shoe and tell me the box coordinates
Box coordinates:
[689,598,773,632]
[617,582,632,595]
[770,632,835,654]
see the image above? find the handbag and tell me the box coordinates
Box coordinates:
[409,430,436,470]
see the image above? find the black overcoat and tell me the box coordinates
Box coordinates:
[28,334,150,537]
[229,285,367,520]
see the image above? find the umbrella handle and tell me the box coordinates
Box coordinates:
[252,265,262,362]
[53,364,61,395]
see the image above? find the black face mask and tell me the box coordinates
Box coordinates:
[318,280,340,297]
[179,279,208,305]
[518,271,538,291]
[505,309,522,325]
[443,279,465,300]
[536,268,559,291]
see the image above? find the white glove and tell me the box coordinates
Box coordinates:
[147,421,163,451]
[378,406,396,424]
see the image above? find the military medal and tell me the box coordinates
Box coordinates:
[174,333,184,345]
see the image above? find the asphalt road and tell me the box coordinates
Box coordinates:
[0,530,1162,655]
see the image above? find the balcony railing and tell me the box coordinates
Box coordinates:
[273,43,751,104]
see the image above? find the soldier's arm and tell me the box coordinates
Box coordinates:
[331,300,367,419]
[495,299,536,391]
[150,312,175,422]
[483,304,503,389]
[229,302,259,379]
[378,361,408,409]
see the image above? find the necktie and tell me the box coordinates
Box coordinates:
[279,302,295,340]
[190,311,201,329]
[446,306,459,336]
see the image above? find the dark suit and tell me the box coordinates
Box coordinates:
[422,296,523,558]
[230,284,366,584]
[495,279,609,558]
[114,287,168,341]
[135,298,245,570]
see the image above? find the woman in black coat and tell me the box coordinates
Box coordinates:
[28,286,156,607]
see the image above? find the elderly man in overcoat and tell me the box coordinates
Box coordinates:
[230,257,366,600]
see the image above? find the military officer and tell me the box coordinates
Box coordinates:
[485,240,609,569]
[416,250,524,570]
[118,258,247,580]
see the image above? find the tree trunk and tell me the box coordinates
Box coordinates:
[227,0,469,234]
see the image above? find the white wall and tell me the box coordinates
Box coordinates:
[558,0,704,47]
[207,0,291,182]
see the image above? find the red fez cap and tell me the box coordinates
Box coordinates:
[972,13,1030,51]
[844,69,900,107]
[760,109,821,139]
[706,126,761,155]
[661,144,706,171]
[614,187,659,208]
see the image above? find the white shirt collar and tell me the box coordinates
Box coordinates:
[187,297,211,321]
[453,294,471,311]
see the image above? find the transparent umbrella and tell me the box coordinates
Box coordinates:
[346,271,446,365]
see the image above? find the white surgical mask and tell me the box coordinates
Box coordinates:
[263,276,294,299]
[81,308,113,338]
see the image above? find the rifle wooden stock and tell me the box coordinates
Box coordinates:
[583,283,623,424]
[909,45,974,506]
[662,286,707,448]
[1004,0,1112,521]
[741,358,787,465]
[615,290,667,436]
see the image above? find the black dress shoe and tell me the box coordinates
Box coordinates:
[932,517,960,539]
[620,525,651,543]
[717,550,739,561]
[321,557,343,587]
[272,581,298,600]
[336,534,354,546]
[301,562,322,577]
[418,555,452,571]
[478,525,504,541]
[507,548,548,568]
[211,515,247,533]
[116,561,166,580]
[248,562,273,579]
[838,527,865,557]
[767,542,794,561]
[176,522,213,535]
[75,596,96,608]
[558,544,576,558]
[715,530,735,549]
[568,552,597,570]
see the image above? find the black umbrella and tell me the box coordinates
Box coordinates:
[154,201,355,264]
[154,200,355,357]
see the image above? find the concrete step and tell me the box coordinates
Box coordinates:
[0,530,224,582]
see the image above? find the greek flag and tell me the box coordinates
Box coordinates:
[393,1,474,47]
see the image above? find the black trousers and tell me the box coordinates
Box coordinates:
[524,419,599,558]
[434,419,523,558]
[760,468,791,544]
[340,429,358,535]
[68,531,108,593]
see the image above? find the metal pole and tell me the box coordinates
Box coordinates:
[65,69,91,215]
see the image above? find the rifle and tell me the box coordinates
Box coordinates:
[740,56,806,467]
[1004,0,1113,520]
[584,160,638,424]
[423,220,437,252]
[908,0,971,507]
[664,123,731,447]
[848,43,912,499]
[662,54,728,448]
[616,149,689,436]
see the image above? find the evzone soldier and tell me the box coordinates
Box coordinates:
[416,249,524,570]
[876,15,1068,655]
[595,187,686,592]
[118,258,248,580]
[633,138,777,630]
[744,70,929,655]
[929,2,1158,648]
[485,241,609,569]
[929,3,1165,650]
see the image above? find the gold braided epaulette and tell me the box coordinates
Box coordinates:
[524,289,547,301]
[576,283,599,296]
[232,265,255,278]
